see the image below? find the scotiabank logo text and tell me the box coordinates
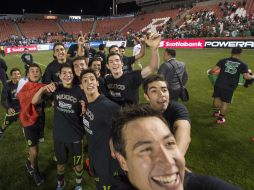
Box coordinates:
[160,40,205,48]
[205,41,254,48]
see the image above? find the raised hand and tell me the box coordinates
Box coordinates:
[144,32,161,49]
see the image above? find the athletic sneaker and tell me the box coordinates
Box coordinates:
[212,111,220,117]
[56,180,65,190]
[33,171,44,186]
[217,117,226,124]
[75,185,82,190]
[25,160,34,176]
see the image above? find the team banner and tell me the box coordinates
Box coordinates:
[160,39,205,49]
[4,45,38,54]
[105,41,127,47]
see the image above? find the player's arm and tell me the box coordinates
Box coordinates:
[209,66,220,74]
[32,83,56,105]
[1,85,10,111]
[173,120,191,156]
[141,33,161,78]
[243,70,254,80]
[134,40,146,60]
[182,66,188,85]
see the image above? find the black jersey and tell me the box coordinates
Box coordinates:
[95,51,107,77]
[215,57,248,90]
[0,58,8,86]
[67,44,89,58]
[1,81,20,112]
[98,76,108,96]
[42,59,71,84]
[163,101,190,133]
[21,53,33,67]
[105,70,142,106]
[87,48,96,59]
[83,94,120,182]
[53,85,85,142]
[122,56,135,73]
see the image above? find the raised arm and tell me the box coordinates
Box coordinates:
[141,33,161,79]
[173,120,191,156]
[32,83,56,105]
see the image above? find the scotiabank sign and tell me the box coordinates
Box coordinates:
[160,39,205,48]
[205,40,254,48]
[160,39,254,49]
[4,45,38,54]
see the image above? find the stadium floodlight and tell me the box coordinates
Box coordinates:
[22,9,25,14]
[49,10,52,14]
[80,9,83,15]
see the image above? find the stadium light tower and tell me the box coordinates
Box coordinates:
[109,7,112,16]
[80,9,83,15]
[49,10,52,14]
[22,9,25,15]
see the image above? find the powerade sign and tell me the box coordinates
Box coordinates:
[160,39,254,49]
[205,40,254,49]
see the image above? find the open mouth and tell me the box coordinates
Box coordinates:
[152,173,179,187]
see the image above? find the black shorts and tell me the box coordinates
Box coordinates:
[23,117,44,147]
[54,140,83,166]
[2,113,19,127]
[213,86,234,103]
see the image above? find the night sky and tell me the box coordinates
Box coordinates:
[0,0,138,16]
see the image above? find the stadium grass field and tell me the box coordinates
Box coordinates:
[0,48,254,190]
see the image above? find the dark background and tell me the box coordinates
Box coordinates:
[0,0,138,16]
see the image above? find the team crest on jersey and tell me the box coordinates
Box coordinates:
[225,61,240,75]
[85,109,94,120]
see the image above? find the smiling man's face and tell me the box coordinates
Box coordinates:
[119,116,185,190]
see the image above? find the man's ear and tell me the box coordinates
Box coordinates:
[144,93,150,102]
[116,152,128,172]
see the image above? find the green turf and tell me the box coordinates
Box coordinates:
[0,48,254,190]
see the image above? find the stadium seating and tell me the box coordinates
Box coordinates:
[18,19,60,38]
[60,20,94,35]
[95,17,133,35]
[0,20,19,41]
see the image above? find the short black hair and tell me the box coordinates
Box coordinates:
[53,42,65,59]
[72,56,86,63]
[80,68,98,81]
[10,68,21,75]
[107,52,122,64]
[119,46,125,50]
[108,45,119,53]
[110,104,168,158]
[143,74,167,94]
[165,48,176,57]
[53,42,65,52]
[88,57,102,67]
[59,63,73,74]
[28,63,42,74]
[231,47,242,55]
[99,43,105,50]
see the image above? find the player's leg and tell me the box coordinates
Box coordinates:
[217,89,233,124]
[72,141,84,190]
[54,140,67,190]
[212,86,222,117]
[23,121,44,186]
[0,114,18,139]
